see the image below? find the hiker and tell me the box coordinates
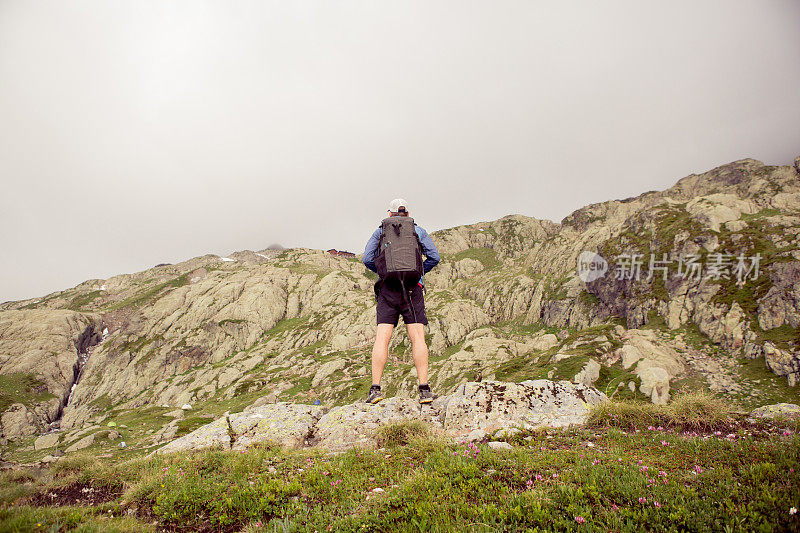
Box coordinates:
[362,198,440,404]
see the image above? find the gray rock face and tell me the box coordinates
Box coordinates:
[153,380,608,454]
[312,360,347,388]
[0,310,101,437]
[762,343,800,386]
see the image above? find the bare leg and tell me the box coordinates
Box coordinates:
[371,323,394,385]
[406,323,429,384]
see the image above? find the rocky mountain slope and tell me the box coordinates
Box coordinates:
[1,155,799,461]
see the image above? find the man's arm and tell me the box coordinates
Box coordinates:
[416,226,440,273]
[362,227,382,273]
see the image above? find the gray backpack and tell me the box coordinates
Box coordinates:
[375,216,424,286]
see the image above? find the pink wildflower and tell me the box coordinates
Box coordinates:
[639,497,647,504]
[574,516,586,524]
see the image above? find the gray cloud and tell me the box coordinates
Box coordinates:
[2,1,799,302]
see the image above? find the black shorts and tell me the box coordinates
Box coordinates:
[375,280,428,326]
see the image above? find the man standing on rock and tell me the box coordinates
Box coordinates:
[362,198,440,404]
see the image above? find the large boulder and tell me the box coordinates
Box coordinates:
[230,403,325,450]
[34,433,60,450]
[65,433,94,452]
[1,403,39,440]
[614,329,684,403]
[573,359,601,387]
[153,402,326,455]
[153,418,232,455]
[441,380,607,441]
[749,403,800,420]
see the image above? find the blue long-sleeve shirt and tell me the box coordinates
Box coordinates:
[362,221,440,286]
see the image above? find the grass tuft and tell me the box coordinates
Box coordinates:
[668,390,732,430]
[374,420,430,448]
[587,390,733,431]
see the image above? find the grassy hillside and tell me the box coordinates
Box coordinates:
[2,394,798,532]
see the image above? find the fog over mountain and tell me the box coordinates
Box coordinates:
[1,1,800,303]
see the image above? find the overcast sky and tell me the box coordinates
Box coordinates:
[1,1,799,303]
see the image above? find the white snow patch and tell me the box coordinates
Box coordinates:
[220,257,237,262]
[255,253,271,259]
[100,285,107,291]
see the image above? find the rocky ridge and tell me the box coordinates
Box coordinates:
[1,156,799,457]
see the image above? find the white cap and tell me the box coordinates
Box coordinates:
[388,198,409,213]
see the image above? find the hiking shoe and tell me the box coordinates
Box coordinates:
[366,386,384,404]
[419,387,438,404]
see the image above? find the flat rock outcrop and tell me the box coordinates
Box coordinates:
[154,380,608,454]
[153,402,325,455]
